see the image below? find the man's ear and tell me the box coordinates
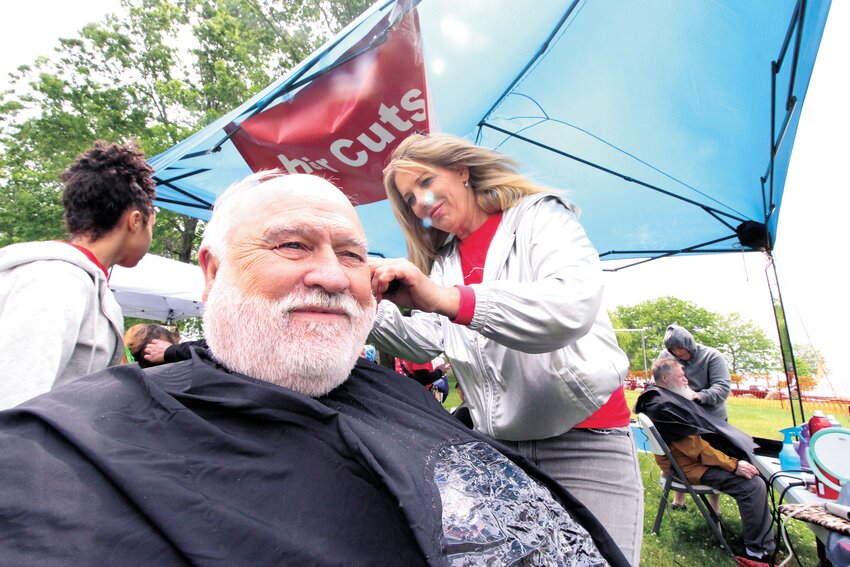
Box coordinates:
[199,248,219,302]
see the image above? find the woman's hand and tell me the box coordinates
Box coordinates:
[369,258,460,318]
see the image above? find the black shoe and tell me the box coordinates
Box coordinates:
[670,503,687,511]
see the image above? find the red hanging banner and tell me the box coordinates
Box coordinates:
[225,7,429,205]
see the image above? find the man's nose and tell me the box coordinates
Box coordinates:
[302,251,350,294]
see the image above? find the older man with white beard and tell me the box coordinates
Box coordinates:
[634,358,775,564]
[199,172,377,397]
[0,172,627,567]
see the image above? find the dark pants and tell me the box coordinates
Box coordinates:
[700,467,775,555]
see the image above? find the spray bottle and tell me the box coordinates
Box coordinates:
[796,422,811,470]
[778,426,802,472]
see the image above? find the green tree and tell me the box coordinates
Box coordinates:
[1,0,371,262]
[710,312,779,374]
[609,296,783,375]
[791,343,824,391]
[774,344,826,393]
[609,296,718,371]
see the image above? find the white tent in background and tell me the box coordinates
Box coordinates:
[109,254,204,323]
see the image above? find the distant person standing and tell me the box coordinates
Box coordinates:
[0,141,156,409]
[658,324,731,420]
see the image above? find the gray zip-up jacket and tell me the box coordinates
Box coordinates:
[0,241,124,409]
[659,324,731,420]
[370,194,628,441]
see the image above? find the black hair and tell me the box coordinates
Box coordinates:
[61,140,156,240]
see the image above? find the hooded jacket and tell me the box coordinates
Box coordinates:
[371,194,628,441]
[0,241,124,409]
[659,324,731,420]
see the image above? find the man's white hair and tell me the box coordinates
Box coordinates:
[201,170,289,259]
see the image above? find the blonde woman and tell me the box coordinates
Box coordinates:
[370,133,643,564]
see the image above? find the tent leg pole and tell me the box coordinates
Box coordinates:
[764,253,805,426]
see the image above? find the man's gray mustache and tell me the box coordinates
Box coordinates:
[277,290,364,319]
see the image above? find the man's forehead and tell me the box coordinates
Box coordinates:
[253,174,352,205]
[232,176,365,239]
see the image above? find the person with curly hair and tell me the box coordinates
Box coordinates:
[0,140,156,409]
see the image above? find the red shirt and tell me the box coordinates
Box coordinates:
[574,386,630,428]
[395,359,434,374]
[451,212,503,325]
[458,212,502,286]
[64,242,109,278]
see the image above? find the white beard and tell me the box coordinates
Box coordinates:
[667,384,694,400]
[203,266,376,397]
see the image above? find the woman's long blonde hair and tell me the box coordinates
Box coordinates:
[383,133,550,274]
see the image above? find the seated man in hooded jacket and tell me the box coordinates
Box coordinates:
[635,358,775,564]
[0,172,626,567]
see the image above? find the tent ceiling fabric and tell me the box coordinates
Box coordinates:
[150,0,830,264]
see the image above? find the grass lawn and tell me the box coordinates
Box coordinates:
[441,377,824,564]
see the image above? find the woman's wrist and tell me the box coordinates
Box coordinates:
[432,285,461,320]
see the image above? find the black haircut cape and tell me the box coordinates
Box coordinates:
[634,385,756,462]
[0,351,627,566]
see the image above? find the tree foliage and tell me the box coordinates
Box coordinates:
[710,312,778,375]
[789,343,819,378]
[609,296,788,375]
[786,343,825,391]
[609,296,717,372]
[1,0,371,261]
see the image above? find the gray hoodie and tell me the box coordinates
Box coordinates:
[0,241,124,409]
[659,324,731,420]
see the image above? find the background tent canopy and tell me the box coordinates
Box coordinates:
[110,254,205,322]
[150,0,830,265]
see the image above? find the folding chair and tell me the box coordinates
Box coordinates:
[636,413,734,556]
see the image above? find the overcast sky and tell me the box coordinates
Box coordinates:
[3,1,848,392]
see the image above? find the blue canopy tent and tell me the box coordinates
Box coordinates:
[149,0,831,424]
